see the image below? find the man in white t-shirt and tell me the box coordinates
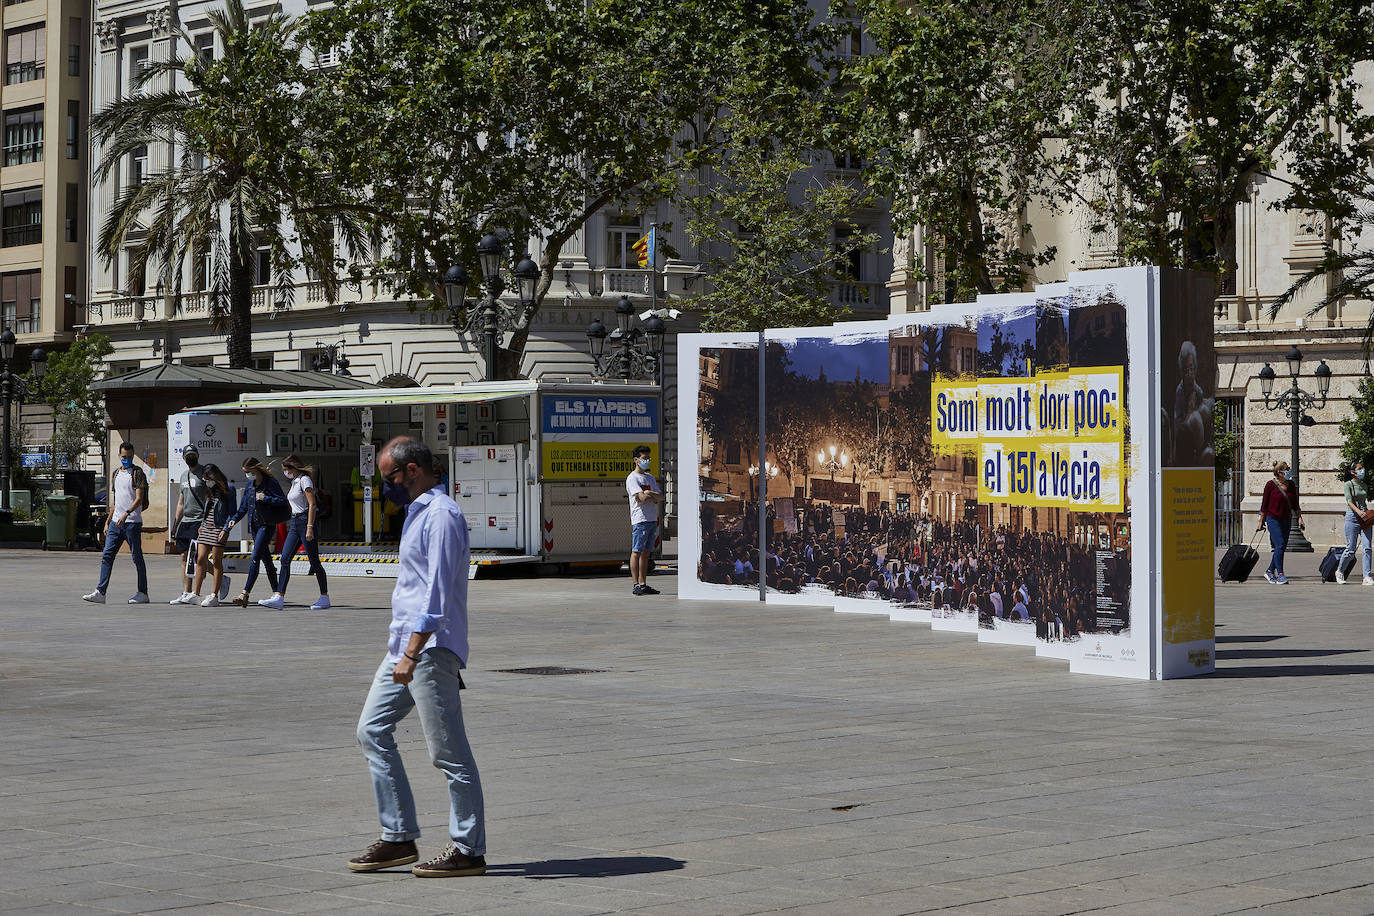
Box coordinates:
[625,445,661,596]
[83,441,150,604]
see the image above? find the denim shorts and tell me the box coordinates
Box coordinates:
[632,521,657,553]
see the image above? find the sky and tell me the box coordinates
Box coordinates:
[784,336,888,384]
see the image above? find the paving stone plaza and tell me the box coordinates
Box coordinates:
[5,548,1374,915]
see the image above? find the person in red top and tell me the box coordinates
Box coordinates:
[1257,459,1305,584]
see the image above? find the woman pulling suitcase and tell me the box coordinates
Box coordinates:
[1257,460,1304,585]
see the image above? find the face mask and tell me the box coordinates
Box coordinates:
[1358,469,1366,480]
[283,469,295,479]
[1283,470,1292,481]
[637,458,651,471]
[185,455,198,468]
[121,457,133,469]
[383,480,409,506]
[246,473,256,481]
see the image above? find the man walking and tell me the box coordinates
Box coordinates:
[83,441,150,604]
[350,437,486,878]
[167,445,229,604]
[626,444,661,596]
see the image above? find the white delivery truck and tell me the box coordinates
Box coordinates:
[188,379,663,578]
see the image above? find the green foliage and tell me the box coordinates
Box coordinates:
[855,0,1374,297]
[5,410,30,490]
[302,0,836,365]
[686,137,878,332]
[28,335,114,472]
[91,0,368,368]
[1214,409,1241,482]
[1339,376,1374,473]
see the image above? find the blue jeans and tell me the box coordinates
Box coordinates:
[356,649,485,854]
[1265,516,1289,575]
[245,524,279,594]
[631,520,657,553]
[1343,510,1372,579]
[278,514,327,596]
[96,521,148,595]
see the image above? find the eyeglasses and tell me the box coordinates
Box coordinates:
[383,466,407,483]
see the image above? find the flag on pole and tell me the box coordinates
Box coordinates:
[632,227,655,268]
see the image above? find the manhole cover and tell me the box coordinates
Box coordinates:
[494,666,607,676]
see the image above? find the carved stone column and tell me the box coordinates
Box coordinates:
[92,19,123,296]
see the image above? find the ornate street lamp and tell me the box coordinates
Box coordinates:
[585,296,667,382]
[1257,350,1332,553]
[0,330,22,515]
[446,235,540,381]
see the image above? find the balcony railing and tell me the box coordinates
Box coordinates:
[833,280,881,308]
[86,277,419,326]
[602,268,652,296]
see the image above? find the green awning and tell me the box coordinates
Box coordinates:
[197,380,539,411]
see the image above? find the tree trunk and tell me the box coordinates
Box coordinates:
[227,251,253,369]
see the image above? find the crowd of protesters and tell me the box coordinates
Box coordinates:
[698,501,1126,641]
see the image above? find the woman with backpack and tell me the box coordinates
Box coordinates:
[191,464,234,606]
[259,454,331,610]
[225,457,290,607]
[1257,459,1305,585]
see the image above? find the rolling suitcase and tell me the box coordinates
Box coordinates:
[1320,546,1358,582]
[1218,531,1262,582]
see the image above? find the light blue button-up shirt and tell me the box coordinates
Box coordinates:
[388,485,470,665]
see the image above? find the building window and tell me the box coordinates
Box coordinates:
[5,24,45,85]
[2,188,41,247]
[130,145,148,185]
[195,33,214,66]
[1,269,41,334]
[67,17,80,76]
[832,150,864,171]
[128,46,148,94]
[255,245,271,285]
[65,183,77,242]
[835,223,863,281]
[65,100,78,159]
[249,355,273,371]
[605,214,643,269]
[3,105,42,166]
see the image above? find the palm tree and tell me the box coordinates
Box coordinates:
[91,0,365,368]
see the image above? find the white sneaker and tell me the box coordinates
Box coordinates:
[218,576,232,601]
[310,595,331,610]
[1263,570,1277,584]
[82,590,105,604]
[169,592,195,605]
[1336,571,1347,584]
[128,592,150,604]
[1363,577,1374,586]
[258,594,285,610]
[201,594,220,607]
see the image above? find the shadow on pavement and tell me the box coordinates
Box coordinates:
[1217,648,1368,660]
[1209,663,1374,678]
[486,856,686,879]
[1214,634,1285,643]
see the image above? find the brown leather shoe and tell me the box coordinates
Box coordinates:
[347,838,419,872]
[412,843,486,877]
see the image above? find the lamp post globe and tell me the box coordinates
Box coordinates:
[29,347,46,379]
[1314,359,1332,397]
[442,263,469,313]
[585,318,607,362]
[477,233,504,283]
[1258,362,1276,398]
[1285,345,1303,378]
[643,314,665,355]
[0,328,14,362]
[513,252,540,307]
[615,296,635,335]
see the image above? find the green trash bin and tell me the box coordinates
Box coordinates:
[45,494,79,549]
